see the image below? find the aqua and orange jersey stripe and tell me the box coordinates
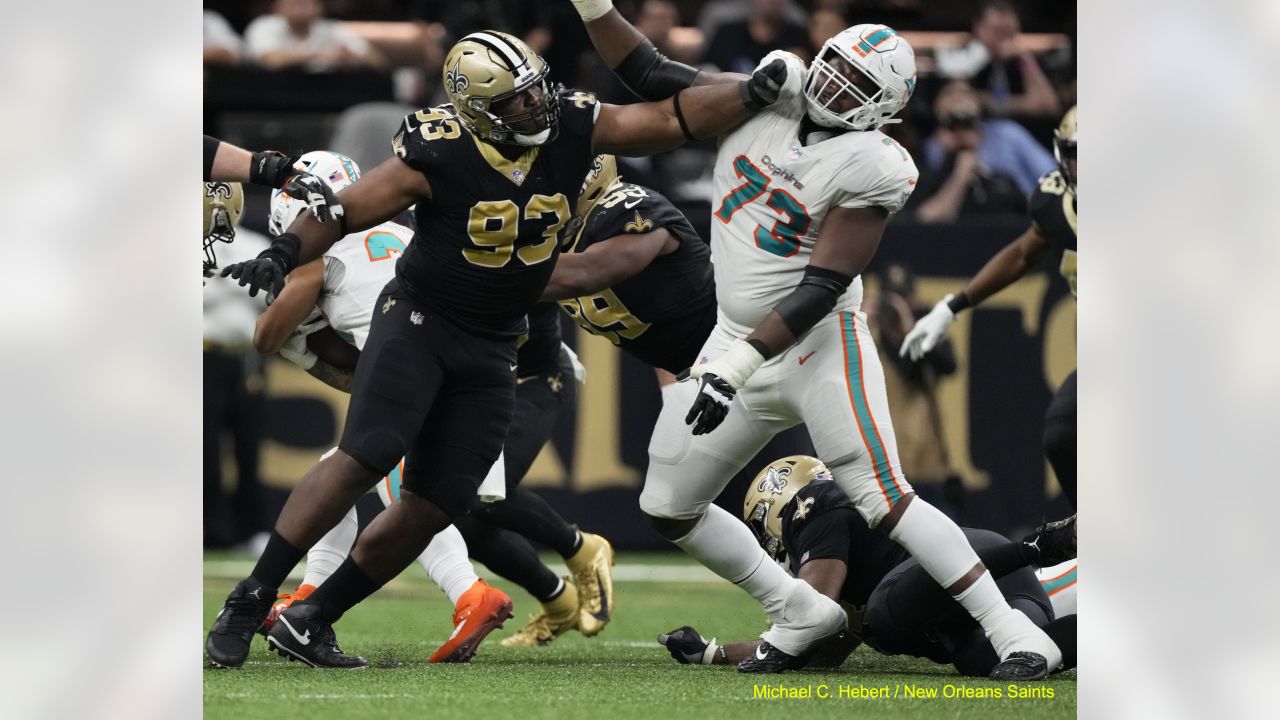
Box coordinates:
[384,459,405,503]
[839,312,905,507]
[1040,563,1078,596]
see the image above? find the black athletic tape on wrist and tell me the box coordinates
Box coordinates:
[746,338,770,358]
[946,291,973,314]
[203,135,220,181]
[268,232,301,269]
[773,265,854,339]
[672,90,697,142]
[614,41,699,101]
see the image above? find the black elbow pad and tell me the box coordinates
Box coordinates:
[614,41,699,101]
[773,266,854,338]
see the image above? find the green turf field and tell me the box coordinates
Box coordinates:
[204,551,1075,719]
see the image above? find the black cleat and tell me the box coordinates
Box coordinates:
[737,641,809,674]
[990,651,1049,681]
[802,629,861,669]
[267,603,368,669]
[206,578,276,668]
[1021,514,1076,567]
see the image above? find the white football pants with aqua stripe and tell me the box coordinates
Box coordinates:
[641,310,912,526]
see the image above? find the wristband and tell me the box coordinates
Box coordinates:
[672,90,697,142]
[570,0,613,22]
[707,339,766,389]
[700,638,722,665]
[946,292,972,314]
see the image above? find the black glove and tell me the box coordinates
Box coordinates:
[740,57,787,111]
[248,150,302,188]
[282,173,346,227]
[657,626,716,665]
[677,368,736,435]
[220,233,301,298]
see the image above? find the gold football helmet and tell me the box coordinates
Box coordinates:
[743,455,834,561]
[576,154,620,218]
[443,31,560,146]
[203,181,244,275]
[1054,105,1077,193]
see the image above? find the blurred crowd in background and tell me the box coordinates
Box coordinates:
[204,0,1075,550]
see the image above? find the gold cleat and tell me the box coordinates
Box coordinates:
[567,532,615,636]
[500,578,579,647]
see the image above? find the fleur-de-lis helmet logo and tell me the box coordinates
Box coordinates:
[446,60,469,96]
[756,466,792,495]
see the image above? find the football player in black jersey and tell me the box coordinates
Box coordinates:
[540,155,716,374]
[658,456,1078,676]
[208,30,798,669]
[901,106,1077,506]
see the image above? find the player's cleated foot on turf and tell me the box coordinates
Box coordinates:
[737,641,810,673]
[259,583,317,636]
[990,651,1050,681]
[207,577,276,668]
[1021,514,1077,567]
[429,579,514,663]
[266,603,367,669]
[757,579,848,658]
[566,532,615,636]
[500,578,579,647]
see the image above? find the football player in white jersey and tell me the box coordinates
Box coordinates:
[251,151,515,664]
[571,1,1061,678]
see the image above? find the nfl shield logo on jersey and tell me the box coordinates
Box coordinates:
[410,311,424,325]
[511,169,525,185]
[788,146,803,161]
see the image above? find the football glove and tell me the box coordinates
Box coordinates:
[282,173,346,227]
[220,233,300,299]
[248,150,303,188]
[899,295,957,362]
[678,339,765,435]
[657,626,721,665]
[279,331,318,371]
[741,57,790,111]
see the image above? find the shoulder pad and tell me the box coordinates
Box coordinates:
[393,106,466,170]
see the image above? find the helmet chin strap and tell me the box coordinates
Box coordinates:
[510,127,552,146]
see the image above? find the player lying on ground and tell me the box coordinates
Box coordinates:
[249,152,614,661]
[207,29,789,669]
[658,456,1078,676]
[572,1,1061,678]
[901,106,1078,506]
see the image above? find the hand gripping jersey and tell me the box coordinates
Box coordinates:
[317,220,414,350]
[708,75,919,338]
[391,91,600,337]
[1028,169,1078,296]
[559,183,716,373]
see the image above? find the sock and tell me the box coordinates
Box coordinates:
[890,499,1060,666]
[417,524,480,606]
[303,557,381,623]
[672,504,795,615]
[455,515,563,602]
[473,487,580,558]
[302,506,358,589]
[250,530,306,590]
[544,577,566,602]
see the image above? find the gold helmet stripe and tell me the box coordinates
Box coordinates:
[466,31,529,74]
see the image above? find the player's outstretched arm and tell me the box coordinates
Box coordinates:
[253,259,324,354]
[591,57,791,156]
[222,156,428,298]
[571,3,742,99]
[540,228,676,300]
[900,223,1049,360]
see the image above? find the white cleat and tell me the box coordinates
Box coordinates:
[759,579,848,657]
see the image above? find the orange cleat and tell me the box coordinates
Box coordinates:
[428,579,514,663]
[258,583,316,635]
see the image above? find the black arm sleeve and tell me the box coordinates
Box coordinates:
[203,135,220,181]
[772,265,854,340]
[613,40,700,101]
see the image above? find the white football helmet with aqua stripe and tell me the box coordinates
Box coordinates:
[804,24,917,131]
[269,151,361,235]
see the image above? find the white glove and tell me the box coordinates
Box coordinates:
[899,295,957,362]
[279,331,318,370]
[756,50,808,118]
[561,342,587,384]
[570,0,613,22]
[683,339,765,390]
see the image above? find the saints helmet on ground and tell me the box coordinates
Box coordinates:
[804,24,917,131]
[1054,105,1077,193]
[443,31,560,147]
[269,151,361,236]
[743,455,834,562]
[203,181,244,274]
